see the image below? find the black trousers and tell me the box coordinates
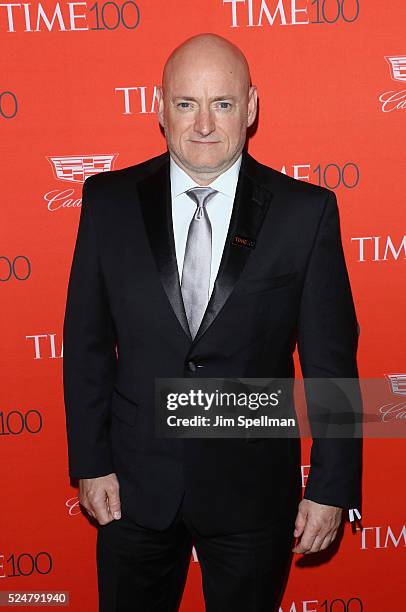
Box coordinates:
[96,499,296,612]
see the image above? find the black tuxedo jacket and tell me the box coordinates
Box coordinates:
[63,150,362,535]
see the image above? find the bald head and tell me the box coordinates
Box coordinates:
[157,33,257,185]
[162,33,251,95]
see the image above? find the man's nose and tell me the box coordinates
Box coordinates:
[194,109,215,136]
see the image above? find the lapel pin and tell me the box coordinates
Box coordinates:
[232,235,256,249]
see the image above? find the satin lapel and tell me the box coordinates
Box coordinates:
[192,155,274,346]
[137,156,192,341]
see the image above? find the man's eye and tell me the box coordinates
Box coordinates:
[217,102,232,109]
[177,102,191,109]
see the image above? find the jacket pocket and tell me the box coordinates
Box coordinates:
[243,271,297,294]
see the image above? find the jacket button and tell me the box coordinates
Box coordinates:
[187,360,197,372]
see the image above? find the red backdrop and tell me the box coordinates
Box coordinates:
[1,1,405,609]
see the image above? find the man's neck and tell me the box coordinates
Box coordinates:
[169,153,243,185]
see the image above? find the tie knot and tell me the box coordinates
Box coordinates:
[186,187,217,209]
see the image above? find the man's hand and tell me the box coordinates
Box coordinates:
[292,498,342,554]
[79,473,121,525]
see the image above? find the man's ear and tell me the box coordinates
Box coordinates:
[156,86,165,128]
[247,85,258,128]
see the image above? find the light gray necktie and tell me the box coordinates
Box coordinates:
[181,187,218,339]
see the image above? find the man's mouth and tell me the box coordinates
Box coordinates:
[189,140,220,145]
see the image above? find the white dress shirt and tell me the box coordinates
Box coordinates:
[170,154,242,296]
[169,153,361,525]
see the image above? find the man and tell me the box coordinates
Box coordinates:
[63,33,362,611]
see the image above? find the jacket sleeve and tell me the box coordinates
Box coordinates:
[297,189,363,517]
[63,176,117,479]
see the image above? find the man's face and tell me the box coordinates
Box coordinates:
[157,50,257,180]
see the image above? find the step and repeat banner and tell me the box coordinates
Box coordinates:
[1,1,405,610]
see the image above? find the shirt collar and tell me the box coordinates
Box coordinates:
[170,154,242,199]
